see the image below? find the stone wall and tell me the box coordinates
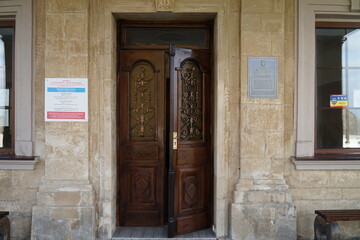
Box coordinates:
[31,0,96,239]
[2,0,360,239]
[6,0,241,239]
[230,1,297,239]
[286,168,360,239]
[0,166,43,239]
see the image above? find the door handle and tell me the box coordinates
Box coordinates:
[172,132,178,150]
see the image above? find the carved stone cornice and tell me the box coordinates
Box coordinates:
[155,0,174,12]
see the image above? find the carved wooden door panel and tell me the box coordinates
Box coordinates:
[168,47,212,237]
[118,50,166,226]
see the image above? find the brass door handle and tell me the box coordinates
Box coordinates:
[173,132,178,149]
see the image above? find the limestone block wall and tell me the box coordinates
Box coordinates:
[239,0,293,180]
[4,0,360,239]
[0,166,44,239]
[286,168,360,239]
[31,0,95,239]
[231,0,297,239]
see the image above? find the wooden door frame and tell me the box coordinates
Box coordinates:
[116,22,214,228]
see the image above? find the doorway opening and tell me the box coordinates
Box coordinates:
[116,22,214,238]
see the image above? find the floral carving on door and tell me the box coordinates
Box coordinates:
[129,61,157,140]
[179,59,203,141]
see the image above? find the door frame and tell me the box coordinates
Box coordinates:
[116,22,214,230]
[88,4,241,238]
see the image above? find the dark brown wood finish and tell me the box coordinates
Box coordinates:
[315,210,360,221]
[316,22,360,28]
[168,48,212,237]
[118,50,166,226]
[314,209,360,240]
[117,23,213,237]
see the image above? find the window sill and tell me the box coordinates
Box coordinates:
[0,155,38,170]
[293,155,360,170]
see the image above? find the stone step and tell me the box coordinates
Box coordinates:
[112,227,216,240]
[112,238,216,240]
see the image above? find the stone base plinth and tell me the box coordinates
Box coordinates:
[31,183,95,240]
[231,179,296,240]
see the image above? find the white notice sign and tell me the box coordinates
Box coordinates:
[45,78,88,122]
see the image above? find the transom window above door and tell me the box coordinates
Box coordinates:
[119,23,211,49]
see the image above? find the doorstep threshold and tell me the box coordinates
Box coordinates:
[112,227,216,240]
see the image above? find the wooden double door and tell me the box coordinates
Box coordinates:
[117,46,213,237]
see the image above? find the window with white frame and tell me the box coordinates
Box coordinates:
[0,0,35,169]
[294,0,360,170]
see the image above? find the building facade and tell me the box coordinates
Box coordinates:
[0,0,360,239]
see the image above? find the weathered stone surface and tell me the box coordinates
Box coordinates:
[242,0,274,14]
[0,171,12,188]
[65,14,88,39]
[45,157,88,180]
[8,212,33,239]
[45,14,65,39]
[69,40,88,53]
[12,170,43,189]
[49,0,88,12]
[232,178,296,240]
[68,55,88,77]
[286,171,330,188]
[32,205,94,239]
[241,31,272,56]
[330,171,360,187]
[240,158,271,179]
[231,202,296,240]
[4,0,360,240]
[45,39,68,53]
[291,188,342,200]
[241,132,266,158]
[53,207,79,219]
[32,207,68,240]
[54,192,81,206]
[70,208,95,240]
[45,132,88,158]
[262,14,284,32]
[44,54,67,77]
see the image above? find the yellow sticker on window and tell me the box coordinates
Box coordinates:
[330,94,348,108]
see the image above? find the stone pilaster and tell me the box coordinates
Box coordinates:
[231,178,296,240]
[31,184,95,240]
[231,0,297,239]
[31,0,95,239]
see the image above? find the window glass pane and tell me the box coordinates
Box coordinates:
[316,28,345,68]
[316,69,342,108]
[316,109,344,148]
[348,69,360,108]
[0,26,14,150]
[345,29,360,67]
[317,109,360,149]
[316,25,360,149]
[125,27,207,46]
